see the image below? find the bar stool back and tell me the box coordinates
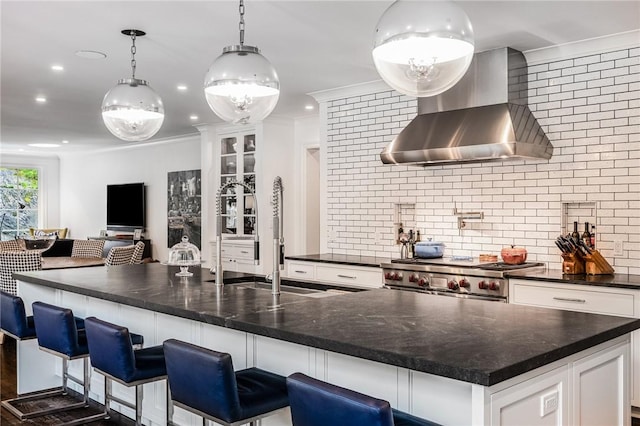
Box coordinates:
[0,290,36,340]
[286,373,441,426]
[84,316,166,426]
[163,339,289,426]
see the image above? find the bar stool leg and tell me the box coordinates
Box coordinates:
[136,384,144,425]
[62,358,69,394]
[166,384,174,425]
[104,377,112,418]
[83,358,90,404]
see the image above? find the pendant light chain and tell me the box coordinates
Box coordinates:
[130,31,137,79]
[238,0,245,46]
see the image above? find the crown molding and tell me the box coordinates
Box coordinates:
[524,30,640,65]
[309,80,392,103]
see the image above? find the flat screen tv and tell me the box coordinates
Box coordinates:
[106,183,145,232]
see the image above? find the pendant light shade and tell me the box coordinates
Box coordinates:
[102,30,164,141]
[204,45,279,124]
[372,0,474,98]
[204,0,279,125]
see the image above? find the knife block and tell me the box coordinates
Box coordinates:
[561,253,585,275]
[584,250,615,275]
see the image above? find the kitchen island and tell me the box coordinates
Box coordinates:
[14,263,640,426]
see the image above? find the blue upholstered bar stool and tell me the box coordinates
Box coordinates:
[286,373,441,426]
[13,301,107,424]
[84,316,167,426]
[0,290,37,341]
[163,339,289,426]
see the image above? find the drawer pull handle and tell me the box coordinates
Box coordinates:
[553,297,586,303]
[294,270,308,274]
[240,251,249,254]
[337,274,357,279]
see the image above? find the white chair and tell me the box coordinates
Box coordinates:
[0,251,42,295]
[131,241,145,264]
[105,245,136,266]
[71,239,104,258]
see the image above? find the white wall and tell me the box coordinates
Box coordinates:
[59,135,200,262]
[316,33,639,274]
[294,116,320,255]
[0,154,60,229]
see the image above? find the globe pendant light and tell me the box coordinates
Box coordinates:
[102,30,164,142]
[372,0,474,98]
[204,0,279,124]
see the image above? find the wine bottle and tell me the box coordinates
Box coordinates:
[571,221,580,241]
[590,225,596,248]
[582,222,591,248]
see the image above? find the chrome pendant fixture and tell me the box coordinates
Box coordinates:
[204,0,279,124]
[102,30,164,142]
[372,0,474,98]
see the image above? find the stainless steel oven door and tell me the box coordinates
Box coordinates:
[384,285,507,303]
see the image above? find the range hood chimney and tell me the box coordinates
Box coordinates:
[380,48,553,166]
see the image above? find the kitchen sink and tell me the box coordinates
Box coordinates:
[232,281,349,298]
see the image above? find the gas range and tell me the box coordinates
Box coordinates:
[380,257,545,302]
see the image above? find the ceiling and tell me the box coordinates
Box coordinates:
[1,1,638,156]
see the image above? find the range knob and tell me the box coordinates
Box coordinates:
[393,272,402,281]
[409,274,419,283]
[447,280,459,290]
[478,280,489,290]
[489,281,501,291]
[459,279,470,288]
[384,272,392,280]
[417,277,428,287]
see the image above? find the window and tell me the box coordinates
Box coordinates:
[0,167,38,240]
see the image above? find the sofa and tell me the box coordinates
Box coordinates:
[29,227,69,239]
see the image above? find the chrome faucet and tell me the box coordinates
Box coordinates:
[211,180,259,287]
[268,177,284,296]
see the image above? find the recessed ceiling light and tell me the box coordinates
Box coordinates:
[51,64,64,71]
[75,50,107,60]
[177,85,188,91]
[28,143,60,148]
[62,140,69,144]
[305,105,315,110]
[35,96,47,103]
[189,115,199,121]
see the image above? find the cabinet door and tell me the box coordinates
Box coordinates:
[572,341,629,426]
[490,366,568,426]
[219,131,257,237]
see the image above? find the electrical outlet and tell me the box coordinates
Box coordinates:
[540,391,558,417]
[614,239,624,257]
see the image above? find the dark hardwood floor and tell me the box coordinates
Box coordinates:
[1,336,132,425]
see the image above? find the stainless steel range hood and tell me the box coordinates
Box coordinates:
[380,48,553,166]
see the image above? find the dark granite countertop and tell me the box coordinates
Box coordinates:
[15,263,640,387]
[284,253,390,268]
[507,269,640,290]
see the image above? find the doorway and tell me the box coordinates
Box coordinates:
[305,147,320,254]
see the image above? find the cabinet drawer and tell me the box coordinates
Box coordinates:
[288,262,315,279]
[222,243,254,260]
[316,265,382,289]
[512,283,635,317]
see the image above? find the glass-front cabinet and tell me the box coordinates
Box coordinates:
[219,131,256,236]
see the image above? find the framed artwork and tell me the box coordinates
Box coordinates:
[167,169,201,249]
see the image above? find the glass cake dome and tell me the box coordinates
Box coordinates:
[167,236,201,277]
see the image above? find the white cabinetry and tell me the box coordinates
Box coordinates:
[489,366,568,426]
[286,260,382,289]
[510,278,640,409]
[209,240,256,273]
[204,121,294,275]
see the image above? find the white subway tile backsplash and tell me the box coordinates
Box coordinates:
[324,47,639,272]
